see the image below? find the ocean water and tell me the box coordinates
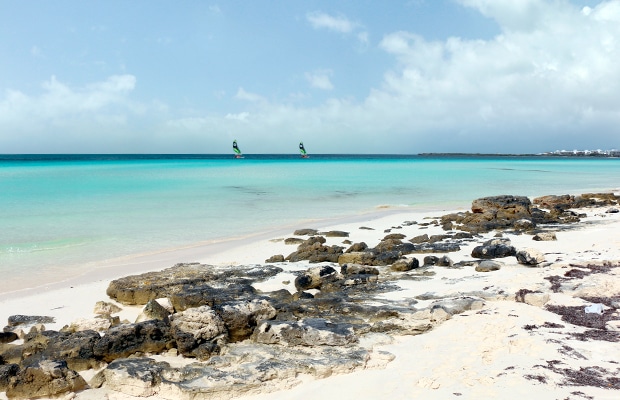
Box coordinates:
[1,154,619,292]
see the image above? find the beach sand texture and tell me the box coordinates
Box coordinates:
[1,195,619,399]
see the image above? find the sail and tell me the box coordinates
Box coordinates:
[233,140,242,156]
[299,142,308,157]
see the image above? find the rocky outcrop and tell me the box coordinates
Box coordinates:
[5,360,86,399]
[93,319,174,362]
[169,306,227,359]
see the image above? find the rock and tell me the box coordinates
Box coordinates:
[471,195,532,218]
[169,283,257,312]
[390,258,420,272]
[21,330,103,371]
[471,238,516,259]
[102,358,169,397]
[428,234,451,243]
[294,265,340,291]
[293,228,319,236]
[321,230,350,237]
[265,254,285,263]
[286,236,344,263]
[215,299,277,342]
[169,306,227,359]
[6,315,54,327]
[475,260,503,272]
[513,218,535,231]
[436,255,454,267]
[412,242,461,253]
[106,263,282,305]
[345,242,368,252]
[252,318,358,347]
[409,234,429,244]
[533,194,575,211]
[515,289,549,307]
[516,248,546,266]
[383,233,406,240]
[5,359,87,399]
[423,256,439,266]
[93,319,173,362]
[0,331,18,344]
[606,207,619,213]
[532,232,557,241]
[63,317,113,333]
[284,237,305,245]
[0,364,19,392]
[93,301,122,315]
[135,299,171,323]
[340,264,379,276]
[373,239,415,254]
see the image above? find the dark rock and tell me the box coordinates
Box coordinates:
[0,363,19,392]
[293,228,319,236]
[265,254,285,263]
[0,332,18,344]
[345,242,368,253]
[7,315,55,327]
[284,238,304,245]
[340,264,379,276]
[21,330,102,371]
[6,359,87,399]
[136,299,171,323]
[106,263,282,305]
[409,234,429,244]
[215,299,277,343]
[286,236,344,263]
[412,242,461,253]
[169,283,257,312]
[321,230,350,237]
[471,238,516,259]
[390,258,420,272]
[294,265,339,291]
[93,319,173,362]
[532,232,557,241]
[169,306,227,359]
[252,318,358,346]
[423,256,439,266]
[383,233,406,240]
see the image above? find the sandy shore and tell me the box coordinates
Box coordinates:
[1,199,619,399]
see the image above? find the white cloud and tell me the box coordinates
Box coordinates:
[305,70,334,90]
[306,11,357,33]
[235,88,265,102]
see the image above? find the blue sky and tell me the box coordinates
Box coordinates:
[1,0,617,154]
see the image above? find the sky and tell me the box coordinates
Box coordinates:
[1,0,618,154]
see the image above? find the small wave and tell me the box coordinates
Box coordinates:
[0,238,89,254]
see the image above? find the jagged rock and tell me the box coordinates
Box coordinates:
[345,242,368,253]
[169,283,257,312]
[321,230,349,237]
[515,289,549,307]
[106,263,282,305]
[516,248,546,266]
[252,318,358,346]
[93,319,173,362]
[532,232,557,241]
[136,299,171,323]
[294,265,340,291]
[0,363,19,392]
[93,301,122,315]
[19,330,103,372]
[390,258,420,272]
[412,242,461,253]
[6,315,54,328]
[513,218,536,231]
[215,299,277,342]
[340,264,379,276]
[475,260,503,272]
[286,236,344,263]
[293,228,319,236]
[169,306,227,359]
[265,254,285,262]
[0,331,18,344]
[471,238,516,259]
[409,234,429,244]
[5,359,87,399]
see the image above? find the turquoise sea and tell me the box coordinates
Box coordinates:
[1,154,619,293]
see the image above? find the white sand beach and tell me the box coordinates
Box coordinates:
[1,198,619,400]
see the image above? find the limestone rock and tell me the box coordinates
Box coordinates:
[340,263,379,276]
[475,260,503,272]
[516,248,546,266]
[63,317,112,333]
[6,359,87,399]
[532,232,557,241]
[215,299,277,342]
[93,301,122,315]
[135,299,171,323]
[390,258,420,272]
[294,265,340,291]
[169,306,227,359]
[265,254,285,263]
[253,318,358,346]
[93,319,173,362]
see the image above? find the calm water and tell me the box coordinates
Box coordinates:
[1,154,619,290]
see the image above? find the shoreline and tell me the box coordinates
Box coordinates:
[1,193,619,399]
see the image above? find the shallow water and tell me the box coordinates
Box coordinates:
[1,154,619,291]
